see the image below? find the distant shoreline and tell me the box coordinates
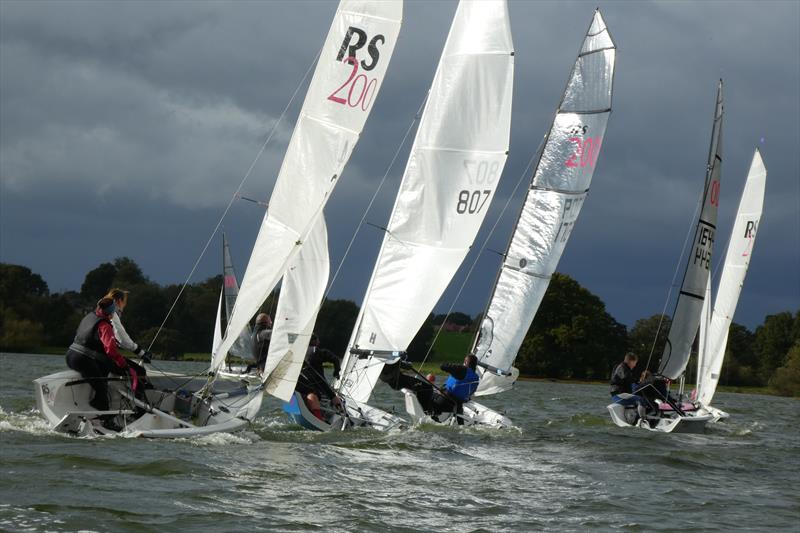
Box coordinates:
[4,350,785,398]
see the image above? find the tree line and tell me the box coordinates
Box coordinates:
[1,260,798,396]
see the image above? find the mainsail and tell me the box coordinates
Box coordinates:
[696,149,766,406]
[658,80,724,380]
[472,10,616,396]
[338,0,514,405]
[262,215,330,401]
[222,232,253,360]
[212,1,402,372]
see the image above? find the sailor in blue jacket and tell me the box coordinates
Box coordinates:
[430,355,481,423]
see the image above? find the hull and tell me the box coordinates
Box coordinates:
[402,389,513,428]
[34,368,263,438]
[606,402,718,434]
[282,392,405,432]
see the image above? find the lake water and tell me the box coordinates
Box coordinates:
[1,353,797,532]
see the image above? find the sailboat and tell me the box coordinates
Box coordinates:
[607,85,766,433]
[611,148,767,432]
[335,0,515,428]
[32,0,402,438]
[214,232,257,379]
[401,9,617,426]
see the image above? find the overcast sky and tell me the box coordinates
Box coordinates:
[1,0,798,331]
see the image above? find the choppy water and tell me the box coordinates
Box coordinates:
[1,353,797,532]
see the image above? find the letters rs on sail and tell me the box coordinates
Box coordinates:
[328,26,387,110]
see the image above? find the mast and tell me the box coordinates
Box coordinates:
[696,149,766,406]
[657,80,724,380]
[212,1,403,372]
[337,0,515,405]
[470,9,617,396]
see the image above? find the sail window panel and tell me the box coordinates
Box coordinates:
[269,117,359,233]
[535,113,610,192]
[388,149,507,248]
[416,55,513,153]
[475,266,546,372]
[303,3,402,133]
[561,50,614,113]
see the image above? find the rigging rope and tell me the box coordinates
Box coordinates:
[146,44,324,353]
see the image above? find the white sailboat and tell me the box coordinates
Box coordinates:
[336,0,514,427]
[448,9,616,423]
[33,0,402,438]
[607,88,766,433]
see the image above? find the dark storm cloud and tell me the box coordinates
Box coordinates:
[1,0,797,330]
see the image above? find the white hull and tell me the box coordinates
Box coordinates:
[606,402,721,434]
[402,389,512,428]
[34,368,263,438]
[283,392,406,432]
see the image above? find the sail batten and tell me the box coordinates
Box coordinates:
[338,0,514,405]
[472,10,616,397]
[212,1,402,372]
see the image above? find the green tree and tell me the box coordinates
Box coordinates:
[112,257,147,287]
[515,273,627,379]
[754,311,799,382]
[80,262,117,302]
[627,314,671,367]
[315,299,360,358]
[769,341,800,397]
[719,323,759,386]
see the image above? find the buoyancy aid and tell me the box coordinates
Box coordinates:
[69,312,110,361]
[445,367,480,402]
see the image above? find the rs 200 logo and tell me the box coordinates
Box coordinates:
[328,26,386,110]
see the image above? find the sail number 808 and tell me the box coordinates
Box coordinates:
[457,190,491,214]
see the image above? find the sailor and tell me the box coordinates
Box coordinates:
[430,355,481,422]
[295,334,341,421]
[65,297,139,411]
[104,288,152,375]
[246,313,272,373]
[610,352,646,419]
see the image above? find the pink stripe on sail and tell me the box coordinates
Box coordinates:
[224,275,237,288]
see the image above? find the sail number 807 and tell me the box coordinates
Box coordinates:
[457,190,491,214]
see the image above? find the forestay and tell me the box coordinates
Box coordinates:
[262,215,329,401]
[697,149,766,406]
[213,1,402,372]
[222,233,253,360]
[473,10,616,396]
[658,81,724,380]
[338,0,514,404]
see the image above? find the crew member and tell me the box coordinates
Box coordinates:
[246,313,272,373]
[295,334,341,421]
[65,297,138,412]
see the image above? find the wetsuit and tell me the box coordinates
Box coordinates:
[610,362,642,407]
